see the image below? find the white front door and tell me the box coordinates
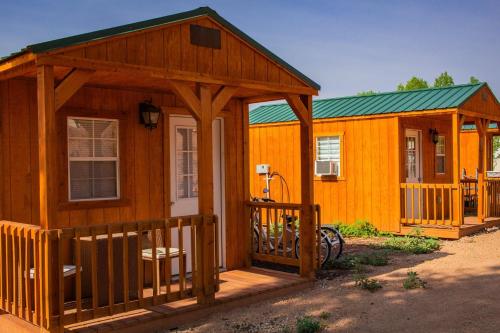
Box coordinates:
[405,129,423,219]
[169,115,225,273]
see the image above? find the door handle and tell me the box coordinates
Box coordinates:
[170,201,175,206]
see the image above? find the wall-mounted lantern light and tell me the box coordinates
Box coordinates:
[429,128,439,144]
[139,100,161,130]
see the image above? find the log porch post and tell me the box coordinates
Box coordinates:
[37,65,57,229]
[242,102,252,268]
[452,113,464,226]
[169,81,237,303]
[37,65,63,332]
[476,118,490,222]
[197,85,216,304]
[286,94,315,279]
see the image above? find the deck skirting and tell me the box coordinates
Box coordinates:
[399,217,500,239]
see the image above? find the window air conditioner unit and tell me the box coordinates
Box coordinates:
[315,160,339,176]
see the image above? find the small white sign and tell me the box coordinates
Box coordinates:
[256,164,270,174]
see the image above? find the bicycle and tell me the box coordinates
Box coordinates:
[251,197,342,267]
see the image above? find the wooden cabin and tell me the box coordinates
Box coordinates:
[0,7,321,332]
[250,83,500,239]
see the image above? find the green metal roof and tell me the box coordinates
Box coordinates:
[0,7,319,90]
[250,83,487,124]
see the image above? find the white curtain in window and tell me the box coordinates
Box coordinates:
[68,118,119,201]
[316,136,340,161]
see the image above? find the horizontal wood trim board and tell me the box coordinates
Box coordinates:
[252,253,300,267]
[36,55,317,95]
[62,290,191,325]
[0,53,36,72]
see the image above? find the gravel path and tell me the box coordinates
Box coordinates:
[173,230,500,333]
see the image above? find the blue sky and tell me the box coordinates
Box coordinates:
[1,0,499,98]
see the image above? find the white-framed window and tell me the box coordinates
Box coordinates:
[436,135,445,174]
[316,135,341,176]
[405,136,417,179]
[67,117,120,201]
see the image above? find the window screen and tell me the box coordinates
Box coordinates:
[316,136,341,176]
[68,117,119,201]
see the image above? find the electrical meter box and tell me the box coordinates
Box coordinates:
[256,164,270,174]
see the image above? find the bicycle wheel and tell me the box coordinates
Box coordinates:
[321,227,343,259]
[253,229,270,254]
[253,229,260,253]
[295,235,331,267]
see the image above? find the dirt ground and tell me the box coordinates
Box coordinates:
[174,230,500,333]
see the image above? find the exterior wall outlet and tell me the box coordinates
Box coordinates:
[256,164,270,174]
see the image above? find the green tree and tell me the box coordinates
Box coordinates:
[397,76,429,91]
[493,136,500,169]
[434,71,454,87]
[470,76,480,84]
[357,90,378,96]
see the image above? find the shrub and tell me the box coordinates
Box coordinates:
[360,252,389,266]
[296,316,322,333]
[381,234,440,254]
[403,271,427,289]
[323,255,358,270]
[324,252,389,270]
[319,311,331,320]
[354,274,383,292]
[334,220,382,238]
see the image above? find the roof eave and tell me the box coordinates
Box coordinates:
[3,7,319,91]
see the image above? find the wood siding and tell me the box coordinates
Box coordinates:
[460,131,480,176]
[461,85,500,118]
[55,17,307,89]
[250,117,401,232]
[249,114,462,232]
[457,85,500,178]
[0,78,246,269]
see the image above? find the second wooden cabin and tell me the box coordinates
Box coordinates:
[249,83,500,239]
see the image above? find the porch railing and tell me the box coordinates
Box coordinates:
[484,178,500,217]
[461,179,479,213]
[0,215,219,332]
[245,201,321,269]
[400,183,461,226]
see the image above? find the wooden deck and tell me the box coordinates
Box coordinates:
[60,267,309,333]
[399,216,500,239]
[0,267,309,332]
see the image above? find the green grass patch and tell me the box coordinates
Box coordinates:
[354,274,383,292]
[296,316,322,333]
[333,220,390,238]
[380,234,440,254]
[323,251,389,270]
[403,271,427,289]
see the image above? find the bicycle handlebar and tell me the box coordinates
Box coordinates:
[251,197,276,203]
